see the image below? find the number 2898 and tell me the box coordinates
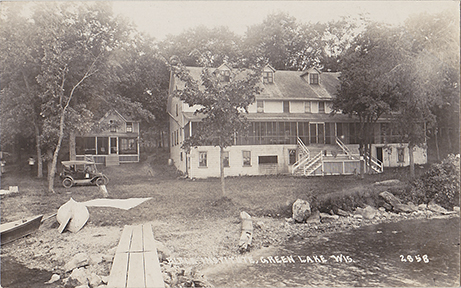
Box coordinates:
[400,255,429,263]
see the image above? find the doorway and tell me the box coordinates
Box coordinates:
[376,147,383,163]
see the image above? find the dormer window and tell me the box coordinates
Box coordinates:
[126,122,133,133]
[221,70,230,82]
[263,71,274,83]
[310,73,319,85]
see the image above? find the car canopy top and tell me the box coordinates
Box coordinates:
[61,160,96,167]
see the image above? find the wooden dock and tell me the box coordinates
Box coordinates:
[108,224,164,288]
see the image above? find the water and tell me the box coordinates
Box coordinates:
[207,218,460,287]
[1,257,58,288]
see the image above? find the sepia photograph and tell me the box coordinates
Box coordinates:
[0,1,459,287]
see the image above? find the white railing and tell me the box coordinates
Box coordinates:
[364,153,384,173]
[335,137,355,159]
[297,137,309,158]
[303,152,323,176]
[291,137,310,174]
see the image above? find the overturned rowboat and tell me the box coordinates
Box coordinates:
[0,214,43,245]
[57,198,89,233]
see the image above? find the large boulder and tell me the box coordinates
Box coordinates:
[355,206,378,220]
[305,210,320,223]
[88,273,102,288]
[427,202,450,214]
[69,267,90,285]
[292,199,311,223]
[336,208,350,217]
[65,253,89,272]
[379,191,402,207]
[393,203,416,213]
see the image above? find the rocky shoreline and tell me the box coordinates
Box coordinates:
[3,188,459,288]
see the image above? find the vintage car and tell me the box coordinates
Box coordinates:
[60,160,109,188]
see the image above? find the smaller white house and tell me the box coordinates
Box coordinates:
[70,110,140,166]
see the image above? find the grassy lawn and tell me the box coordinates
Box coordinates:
[0,149,426,273]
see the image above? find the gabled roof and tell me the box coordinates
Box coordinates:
[216,63,232,71]
[259,70,339,100]
[300,67,322,77]
[263,64,276,72]
[174,66,340,100]
[98,109,137,124]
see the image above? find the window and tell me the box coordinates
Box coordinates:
[258,155,278,164]
[318,101,325,113]
[110,137,117,154]
[223,151,229,167]
[120,138,137,154]
[310,73,319,85]
[263,72,273,83]
[97,137,108,155]
[126,122,133,133]
[180,152,183,161]
[175,104,179,116]
[257,101,264,113]
[76,137,96,155]
[289,149,297,165]
[199,152,207,167]
[242,151,251,166]
[304,101,311,113]
[310,123,325,144]
[283,101,290,113]
[109,120,116,132]
[397,148,405,163]
[221,70,230,82]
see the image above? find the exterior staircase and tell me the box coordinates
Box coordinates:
[291,137,310,175]
[335,137,383,174]
[291,137,384,176]
[291,138,325,176]
[302,152,323,176]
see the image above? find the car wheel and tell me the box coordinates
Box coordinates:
[62,177,73,188]
[95,176,108,186]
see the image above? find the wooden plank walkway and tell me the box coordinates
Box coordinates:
[108,224,165,288]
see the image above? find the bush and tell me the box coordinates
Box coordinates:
[310,187,383,214]
[406,154,460,209]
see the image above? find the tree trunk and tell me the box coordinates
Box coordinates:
[219,145,225,197]
[69,131,76,160]
[409,144,415,179]
[35,124,43,178]
[48,110,66,193]
[435,128,440,162]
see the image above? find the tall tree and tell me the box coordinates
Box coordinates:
[171,59,261,196]
[0,2,45,177]
[332,22,402,176]
[403,9,460,160]
[111,32,170,148]
[32,2,133,192]
[1,2,157,192]
[159,26,243,68]
[243,12,302,70]
[390,9,459,176]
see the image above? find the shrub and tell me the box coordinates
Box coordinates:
[407,154,460,209]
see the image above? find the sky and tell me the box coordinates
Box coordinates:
[112,1,459,40]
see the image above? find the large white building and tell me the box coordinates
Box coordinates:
[168,64,427,178]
